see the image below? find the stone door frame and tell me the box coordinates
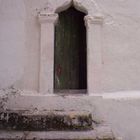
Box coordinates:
[38,0,104,95]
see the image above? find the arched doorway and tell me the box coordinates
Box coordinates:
[54,6,87,92]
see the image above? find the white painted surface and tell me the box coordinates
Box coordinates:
[1,1,140,139]
[4,92,140,140]
[38,13,58,94]
[99,0,140,92]
[85,15,103,93]
[37,0,103,94]
[0,0,140,93]
[0,0,26,89]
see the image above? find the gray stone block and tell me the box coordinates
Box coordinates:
[0,110,93,131]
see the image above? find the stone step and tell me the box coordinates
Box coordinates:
[0,126,115,140]
[0,110,93,131]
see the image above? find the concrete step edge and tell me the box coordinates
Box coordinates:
[0,111,93,131]
[0,126,115,140]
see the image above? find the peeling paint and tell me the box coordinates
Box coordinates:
[0,87,21,111]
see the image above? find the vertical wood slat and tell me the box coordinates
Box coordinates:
[54,7,87,90]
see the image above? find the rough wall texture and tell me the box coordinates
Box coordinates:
[1,1,140,140]
[1,93,139,140]
[0,0,140,92]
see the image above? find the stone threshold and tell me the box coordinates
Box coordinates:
[54,89,87,94]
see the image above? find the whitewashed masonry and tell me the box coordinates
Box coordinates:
[38,0,104,95]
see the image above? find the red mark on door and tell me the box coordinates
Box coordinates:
[56,64,62,77]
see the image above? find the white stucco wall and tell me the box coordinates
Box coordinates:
[1,1,140,139]
[0,0,26,89]
[0,0,140,93]
[99,0,140,92]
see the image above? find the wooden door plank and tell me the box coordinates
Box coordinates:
[54,7,87,90]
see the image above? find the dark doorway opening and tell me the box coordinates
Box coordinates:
[54,6,87,93]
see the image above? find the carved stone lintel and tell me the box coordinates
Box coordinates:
[84,15,104,27]
[38,13,58,25]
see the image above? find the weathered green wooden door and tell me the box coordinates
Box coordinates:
[54,7,87,90]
